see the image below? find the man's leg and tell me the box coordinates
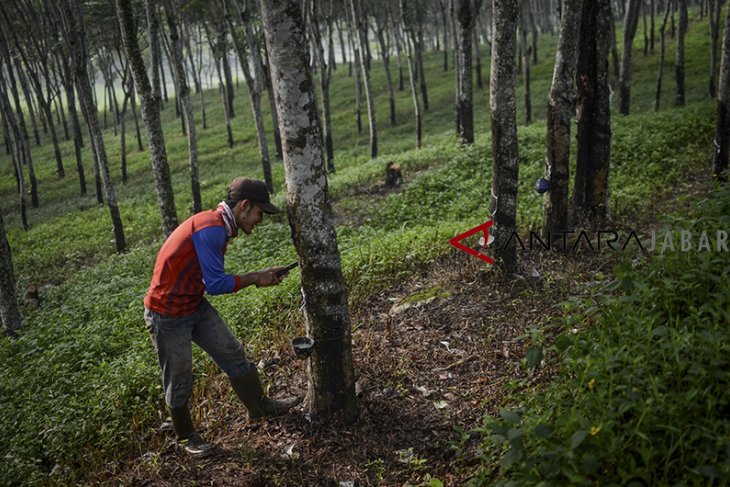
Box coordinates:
[192,299,301,419]
[144,308,214,457]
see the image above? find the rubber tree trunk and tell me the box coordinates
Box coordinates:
[674,0,687,106]
[712,5,730,181]
[350,0,377,159]
[415,14,430,111]
[490,0,520,274]
[348,13,364,135]
[709,0,721,98]
[117,0,179,237]
[163,0,202,214]
[456,0,475,144]
[146,0,163,109]
[451,0,461,133]
[60,0,126,252]
[1,45,39,209]
[618,0,642,115]
[259,0,357,422]
[543,0,582,240]
[0,208,21,337]
[0,74,29,230]
[310,0,336,171]
[402,0,423,148]
[574,0,612,224]
[222,0,274,193]
[654,0,671,111]
[261,40,284,160]
[59,54,87,195]
[519,5,532,125]
[375,20,397,127]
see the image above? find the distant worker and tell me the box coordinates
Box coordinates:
[143,177,301,458]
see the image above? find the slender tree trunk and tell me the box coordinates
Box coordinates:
[0,208,21,336]
[310,0,336,171]
[2,49,39,209]
[0,73,29,230]
[393,20,406,91]
[712,4,730,181]
[348,14,363,134]
[619,0,642,114]
[674,0,687,106]
[529,0,538,63]
[376,23,397,127]
[440,0,450,71]
[59,0,126,252]
[543,0,582,240]
[261,41,283,160]
[709,0,721,97]
[164,0,202,213]
[402,0,423,148]
[120,93,129,183]
[457,0,475,143]
[451,0,462,133]
[655,0,671,110]
[146,0,162,108]
[350,0,377,158]
[130,87,144,151]
[520,5,532,125]
[490,0,520,274]
[221,39,236,118]
[259,0,357,422]
[206,21,235,148]
[223,0,274,193]
[415,21,430,111]
[117,0,179,237]
[574,0,612,223]
[650,0,656,51]
[610,8,621,84]
[643,0,649,55]
[15,65,41,147]
[337,19,348,67]
[474,19,484,89]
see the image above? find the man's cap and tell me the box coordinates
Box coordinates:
[227,177,281,214]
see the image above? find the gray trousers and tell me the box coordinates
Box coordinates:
[144,299,253,409]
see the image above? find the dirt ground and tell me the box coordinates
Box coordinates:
[94,247,619,487]
[95,174,709,486]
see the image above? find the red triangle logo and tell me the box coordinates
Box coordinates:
[449,220,494,265]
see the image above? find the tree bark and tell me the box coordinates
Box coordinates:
[375,13,397,127]
[56,51,87,195]
[260,39,284,160]
[0,208,21,337]
[543,0,582,239]
[712,4,730,181]
[415,9,430,112]
[402,0,423,148]
[1,40,39,209]
[654,0,671,111]
[146,0,163,109]
[350,0,377,158]
[674,0,687,106]
[164,0,202,214]
[457,0,475,143]
[348,12,364,135]
[310,0,337,170]
[0,72,29,230]
[222,0,275,193]
[709,0,721,98]
[574,0,612,223]
[490,0,520,274]
[618,0,641,114]
[520,3,532,125]
[59,0,126,252]
[117,0,179,237]
[259,0,357,421]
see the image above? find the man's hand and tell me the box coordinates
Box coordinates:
[255,266,290,287]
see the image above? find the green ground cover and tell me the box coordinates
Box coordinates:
[0,8,721,484]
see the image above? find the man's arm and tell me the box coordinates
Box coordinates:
[191,226,289,294]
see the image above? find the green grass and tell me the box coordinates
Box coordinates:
[468,186,730,485]
[0,7,721,484]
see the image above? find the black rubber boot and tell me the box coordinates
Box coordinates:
[167,405,214,458]
[230,368,302,420]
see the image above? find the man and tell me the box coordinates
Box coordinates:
[144,177,301,458]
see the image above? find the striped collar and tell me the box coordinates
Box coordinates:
[217,202,238,238]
